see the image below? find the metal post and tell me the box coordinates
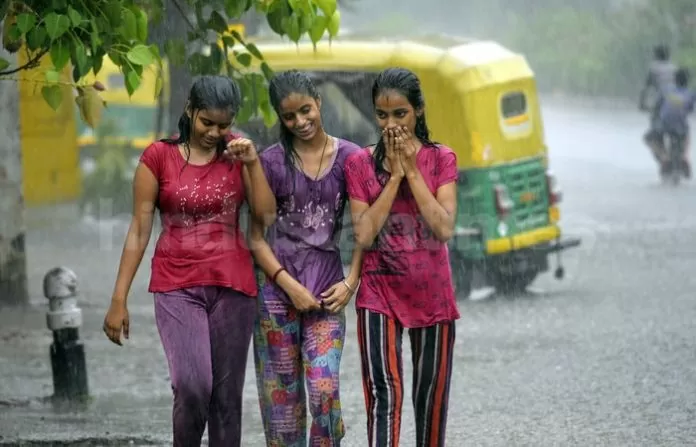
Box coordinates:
[43,267,89,402]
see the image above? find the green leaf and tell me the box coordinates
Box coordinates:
[309,15,327,44]
[50,39,70,70]
[51,0,68,9]
[207,11,228,33]
[0,57,9,71]
[234,51,252,67]
[16,13,37,34]
[222,35,235,48]
[108,50,124,66]
[104,1,122,27]
[119,8,137,41]
[45,69,61,83]
[41,85,63,111]
[26,25,47,51]
[93,49,105,74]
[284,15,302,43]
[314,0,337,17]
[44,13,71,41]
[134,8,148,42]
[266,1,289,35]
[225,0,248,18]
[148,44,161,61]
[67,6,82,27]
[327,10,340,38]
[126,44,153,66]
[125,69,141,96]
[244,42,264,60]
[260,62,274,81]
[165,39,186,66]
[71,41,89,79]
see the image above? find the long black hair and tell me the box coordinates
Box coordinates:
[161,75,242,165]
[268,69,321,174]
[371,67,435,182]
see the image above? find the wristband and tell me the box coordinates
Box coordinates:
[342,279,355,293]
[271,267,286,283]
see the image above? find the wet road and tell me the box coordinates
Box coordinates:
[2,98,696,446]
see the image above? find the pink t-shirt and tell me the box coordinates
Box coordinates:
[344,144,461,328]
[139,140,257,296]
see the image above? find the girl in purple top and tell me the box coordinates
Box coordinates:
[249,70,362,446]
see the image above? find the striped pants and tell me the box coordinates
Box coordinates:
[357,309,455,447]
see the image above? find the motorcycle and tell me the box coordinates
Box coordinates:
[662,131,689,185]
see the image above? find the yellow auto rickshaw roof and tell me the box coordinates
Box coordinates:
[247,35,534,91]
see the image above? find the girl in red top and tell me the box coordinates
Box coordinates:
[344,68,460,447]
[102,75,276,447]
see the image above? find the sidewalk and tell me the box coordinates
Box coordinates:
[0,203,371,445]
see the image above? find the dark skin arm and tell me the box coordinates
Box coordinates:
[248,215,320,312]
[395,126,457,242]
[103,163,158,345]
[228,138,277,227]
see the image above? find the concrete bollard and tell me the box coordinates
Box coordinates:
[43,267,89,402]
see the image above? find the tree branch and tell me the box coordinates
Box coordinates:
[169,0,197,32]
[0,48,48,76]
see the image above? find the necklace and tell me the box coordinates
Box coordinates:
[314,133,330,181]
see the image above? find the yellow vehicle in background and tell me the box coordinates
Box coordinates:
[235,36,581,295]
[19,30,580,295]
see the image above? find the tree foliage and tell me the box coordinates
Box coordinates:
[0,0,341,125]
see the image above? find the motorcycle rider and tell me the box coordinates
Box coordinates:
[639,45,677,169]
[652,68,695,178]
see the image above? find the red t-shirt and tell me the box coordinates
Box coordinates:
[344,144,461,328]
[139,141,257,297]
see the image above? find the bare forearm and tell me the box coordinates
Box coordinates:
[112,226,152,303]
[406,171,455,241]
[246,160,277,226]
[345,246,364,288]
[249,227,298,294]
[354,176,402,247]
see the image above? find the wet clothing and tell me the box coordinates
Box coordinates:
[154,286,256,447]
[253,137,360,446]
[645,60,677,125]
[343,144,460,328]
[656,87,696,136]
[344,144,460,447]
[139,140,257,297]
[140,137,259,447]
[254,290,346,446]
[357,309,455,447]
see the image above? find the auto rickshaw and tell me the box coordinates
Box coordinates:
[236,35,581,296]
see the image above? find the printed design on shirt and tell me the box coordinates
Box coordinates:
[366,250,408,276]
[174,176,237,226]
[301,201,333,230]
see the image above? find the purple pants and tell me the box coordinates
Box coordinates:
[154,286,256,447]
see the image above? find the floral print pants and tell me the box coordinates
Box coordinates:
[253,290,346,447]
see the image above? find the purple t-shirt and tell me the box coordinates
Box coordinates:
[259,137,361,302]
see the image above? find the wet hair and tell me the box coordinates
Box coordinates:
[676,68,690,88]
[371,67,435,181]
[161,75,242,164]
[268,69,321,173]
[654,45,670,61]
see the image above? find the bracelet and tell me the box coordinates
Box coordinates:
[342,279,355,293]
[271,267,286,283]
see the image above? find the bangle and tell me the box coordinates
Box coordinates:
[342,279,355,293]
[271,267,286,283]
